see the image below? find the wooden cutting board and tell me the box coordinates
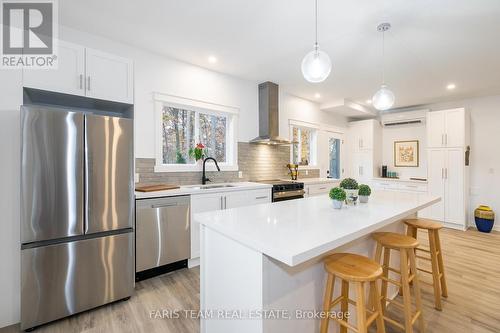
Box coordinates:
[135,184,180,192]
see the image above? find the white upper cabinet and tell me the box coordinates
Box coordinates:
[427,108,466,148]
[85,48,134,104]
[349,120,375,152]
[22,41,134,104]
[23,41,85,96]
[444,109,466,147]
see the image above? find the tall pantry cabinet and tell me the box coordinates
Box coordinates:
[420,108,470,229]
[346,119,382,183]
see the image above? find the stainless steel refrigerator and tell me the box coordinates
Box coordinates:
[20,105,134,330]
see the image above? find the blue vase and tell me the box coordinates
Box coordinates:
[474,205,495,233]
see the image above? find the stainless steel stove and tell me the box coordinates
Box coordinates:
[255,179,305,202]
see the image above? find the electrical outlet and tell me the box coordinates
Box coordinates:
[238,171,243,178]
[305,170,309,176]
[134,173,140,183]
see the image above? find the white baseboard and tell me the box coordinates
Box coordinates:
[188,257,200,268]
[443,222,467,231]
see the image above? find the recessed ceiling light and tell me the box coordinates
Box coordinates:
[314,93,321,99]
[366,99,372,104]
[447,83,456,90]
[208,56,217,64]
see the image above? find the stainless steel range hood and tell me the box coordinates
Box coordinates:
[250,81,291,145]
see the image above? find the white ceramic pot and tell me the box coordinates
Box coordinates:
[359,195,369,203]
[344,189,359,205]
[332,200,343,209]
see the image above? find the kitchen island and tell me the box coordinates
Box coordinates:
[195,191,440,333]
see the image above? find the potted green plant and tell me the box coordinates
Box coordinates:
[189,143,206,164]
[339,178,359,205]
[358,184,372,203]
[329,187,346,209]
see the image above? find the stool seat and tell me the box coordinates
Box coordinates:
[404,218,443,230]
[372,232,419,249]
[325,253,382,282]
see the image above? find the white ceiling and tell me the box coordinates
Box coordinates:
[60,0,500,111]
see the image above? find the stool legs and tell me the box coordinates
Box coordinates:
[370,281,387,333]
[320,273,335,333]
[356,282,367,333]
[408,248,425,333]
[434,230,448,298]
[400,250,414,333]
[340,280,349,333]
[380,247,391,312]
[428,230,443,310]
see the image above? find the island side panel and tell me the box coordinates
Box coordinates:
[262,220,407,333]
[200,224,264,333]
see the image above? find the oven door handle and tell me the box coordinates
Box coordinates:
[273,189,305,199]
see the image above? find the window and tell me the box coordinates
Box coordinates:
[291,126,316,166]
[155,94,238,172]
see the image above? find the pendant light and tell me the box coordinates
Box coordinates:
[372,22,395,111]
[301,0,331,83]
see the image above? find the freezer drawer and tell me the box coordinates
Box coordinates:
[21,232,134,330]
[136,196,190,272]
[85,114,134,234]
[21,106,84,243]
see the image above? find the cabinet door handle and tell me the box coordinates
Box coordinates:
[445,168,448,179]
[445,134,448,145]
[79,74,83,89]
[318,187,327,190]
[87,76,91,91]
[220,196,223,209]
[255,196,268,200]
[224,196,227,209]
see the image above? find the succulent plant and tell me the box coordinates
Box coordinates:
[358,184,372,196]
[339,178,359,190]
[329,187,347,201]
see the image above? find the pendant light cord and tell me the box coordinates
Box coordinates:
[382,29,385,84]
[314,0,318,50]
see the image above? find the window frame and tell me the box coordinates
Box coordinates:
[154,93,238,172]
[289,120,318,168]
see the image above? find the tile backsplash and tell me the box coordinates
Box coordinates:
[136,142,320,185]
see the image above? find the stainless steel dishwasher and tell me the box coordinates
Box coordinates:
[135,195,190,279]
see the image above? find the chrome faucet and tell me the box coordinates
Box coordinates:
[202,157,220,184]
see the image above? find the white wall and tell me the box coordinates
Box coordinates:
[381,123,427,179]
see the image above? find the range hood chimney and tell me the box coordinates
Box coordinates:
[249,81,291,145]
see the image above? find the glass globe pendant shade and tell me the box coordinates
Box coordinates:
[372,84,395,110]
[301,46,332,83]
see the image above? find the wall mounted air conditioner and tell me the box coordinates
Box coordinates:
[380,110,428,127]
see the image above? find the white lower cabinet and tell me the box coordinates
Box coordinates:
[190,188,271,260]
[305,182,339,197]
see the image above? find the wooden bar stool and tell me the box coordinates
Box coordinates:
[372,232,425,333]
[320,253,386,333]
[404,218,448,310]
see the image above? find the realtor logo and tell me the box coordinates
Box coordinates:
[1,0,58,68]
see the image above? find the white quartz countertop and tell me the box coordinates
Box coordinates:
[283,178,340,185]
[372,177,428,184]
[135,182,272,199]
[195,191,440,266]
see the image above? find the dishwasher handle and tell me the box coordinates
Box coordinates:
[151,203,178,209]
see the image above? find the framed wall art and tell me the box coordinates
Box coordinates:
[394,140,419,167]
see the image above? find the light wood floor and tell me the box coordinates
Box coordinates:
[2,228,500,333]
